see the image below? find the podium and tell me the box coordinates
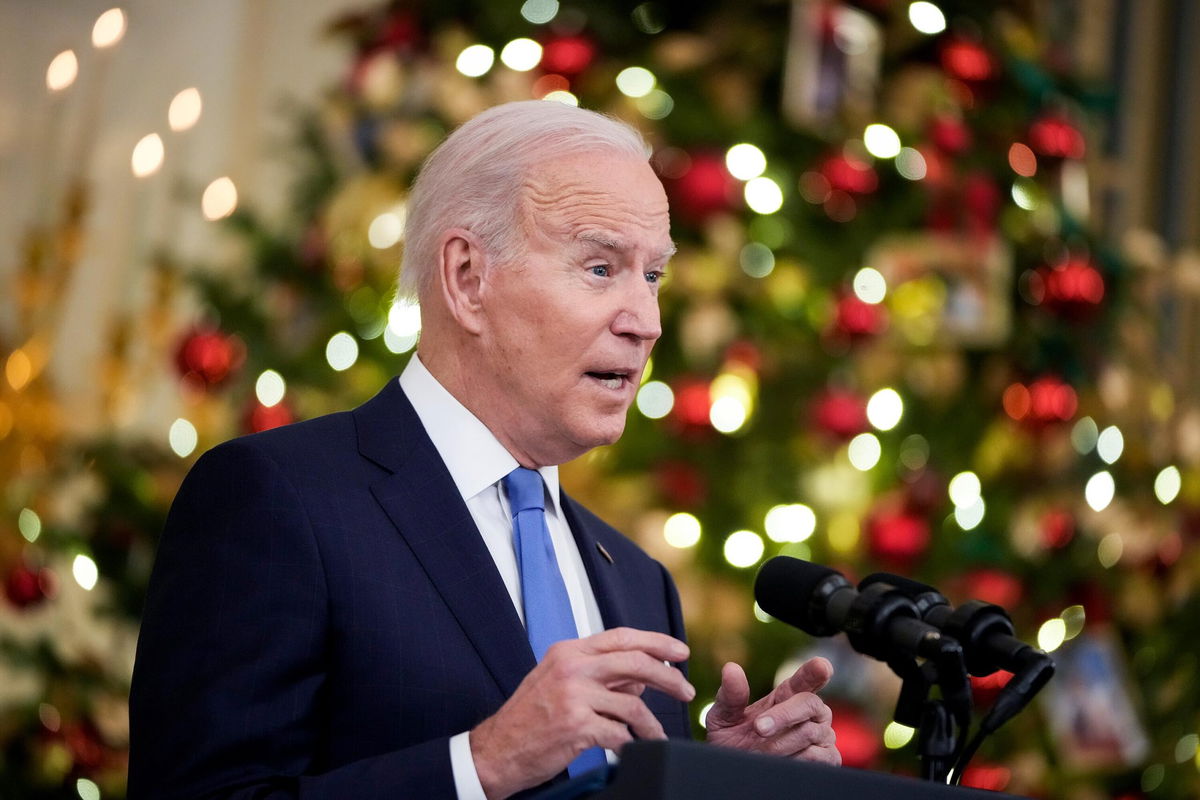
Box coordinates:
[587,740,1028,799]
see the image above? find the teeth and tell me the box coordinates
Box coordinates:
[599,376,622,389]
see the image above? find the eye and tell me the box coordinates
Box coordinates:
[590,264,610,277]
[645,270,666,284]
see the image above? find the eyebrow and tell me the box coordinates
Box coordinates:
[576,231,677,261]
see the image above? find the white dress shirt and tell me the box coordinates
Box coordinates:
[398,355,607,800]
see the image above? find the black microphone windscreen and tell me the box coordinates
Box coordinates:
[754,557,843,634]
[860,572,937,596]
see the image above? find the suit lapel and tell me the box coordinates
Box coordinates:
[355,380,535,699]
[560,494,631,632]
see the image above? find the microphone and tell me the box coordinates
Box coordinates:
[859,572,1054,737]
[859,572,1054,679]
[754,557,957,664]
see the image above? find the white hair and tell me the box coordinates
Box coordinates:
[398,100,648,300]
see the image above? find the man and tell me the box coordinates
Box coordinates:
[129,100,840,800]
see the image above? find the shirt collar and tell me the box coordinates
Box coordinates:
[398,354,563,515]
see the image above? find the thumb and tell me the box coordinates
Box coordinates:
[705,662,750,729]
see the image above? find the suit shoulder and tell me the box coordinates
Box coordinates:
[199,409,357,470]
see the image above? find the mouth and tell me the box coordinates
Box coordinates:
[585,370,634,391]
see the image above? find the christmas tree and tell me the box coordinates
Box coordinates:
[3,1,1198,797]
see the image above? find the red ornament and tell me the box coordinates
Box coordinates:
[1029,113,1086,160]
[540,34,596,77]
[62,719,106,772]
[928,115,972,155]
[960,763,1012,792]
[939,37,996,82]
[1029,257,1105,319]
[671,378,712,429]
[970,670,1013,706]
[960,568,1024,609]
[819,154,878,195]
[175,327,245,389]
[668,153,737,222]
[723,340,762,372]
[245,399,295,434]
[1003,377,1077,427]
[828,704,882,769]
[833,294,887,339]
[810,389,868,440]
[654,460,707,508]
[963,173,1000,236]
[1040,508,1075,549]
[4,562,55,608]
[867,508,931,564]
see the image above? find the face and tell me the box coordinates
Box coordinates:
[474,150,673,467]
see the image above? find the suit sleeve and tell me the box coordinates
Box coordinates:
[128,439,456,800]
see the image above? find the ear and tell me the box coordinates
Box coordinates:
[437,228,488,335]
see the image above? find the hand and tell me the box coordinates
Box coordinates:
[705,657,841,766]
[470,627,694,800]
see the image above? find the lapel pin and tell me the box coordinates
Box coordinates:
[595,541,614,564]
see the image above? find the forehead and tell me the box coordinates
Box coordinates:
[520,151,671,248]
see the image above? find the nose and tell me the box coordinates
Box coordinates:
[611,274,662,343]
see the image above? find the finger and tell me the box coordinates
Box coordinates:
[580,627,690,663]
[750,693,832,738]
[786,657,833,696]
[591,690,667,741]
[607,680,647,696]
[793,742,842,767]
[706,662,750,729]
[586,650,694,702]
[759,718,837,756]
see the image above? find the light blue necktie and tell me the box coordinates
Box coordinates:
[504,466,607,777]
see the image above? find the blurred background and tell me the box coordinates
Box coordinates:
[2,0,1199,797]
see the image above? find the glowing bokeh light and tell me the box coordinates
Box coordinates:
[663,512,702,548]
[384,328,419,354]
[948,471,981,508]
[724,529,765,568]
[521,0,559,24]
[725,143,767,180]
[542,90,579,106]
[168,418,198,458]
[710,396,748,434]
[47,50,79,92]
[866,388,903,431]
[1061,605,1086,640]
[1155,466,1181,505]
[72,554,99,591]
[1008,142,1037,176]
[884,721,916,749]
[202,177,238,220]
[500,38,543,71]
[1037,618,1066,652]
[18,508,42,543]
[1071,416,1099,454]
[739,242,775,278]
[387,298,421,337]
[744,176,783,214]
[368,211,405,249]
[636,380,674,419]
[76,777,101,800]
[853,267,887,304]
[92,8,127,48]
[168,87,203,131]
[1085,471,1115,512]
[754,602,772,623]
[699,701,715,728]
[634,89,673,119]
[325,332,359,371]
[764,504,816,543]
[1096,425,1124,464]
[848,433,882,471]
[131,133,164,178]
[955,497,986,530]
[895,147,927,180]
[907,2,947,34]
[1097,532,1123,568]
[616,66,656,98]
[255,370,286,408]
[863,123,902,159]
[1011,180,1038,210]
[455,44,495,77]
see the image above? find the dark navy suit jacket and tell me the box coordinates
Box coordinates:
[128,378,690,799]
